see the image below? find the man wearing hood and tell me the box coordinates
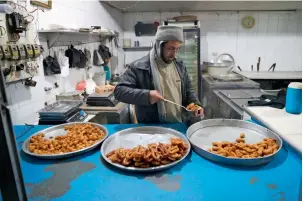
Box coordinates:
[114,25,203,124]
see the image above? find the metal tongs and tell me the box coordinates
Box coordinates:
[163,99,191,112]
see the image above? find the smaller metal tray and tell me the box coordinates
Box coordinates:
[101,126,191,172]
[187,119,283,166]
[38,101,82,117]
[22,122,108,159]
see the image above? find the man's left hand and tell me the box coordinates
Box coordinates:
[194,107,204,117]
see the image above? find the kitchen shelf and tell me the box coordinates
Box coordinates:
[38,29,117,37]
[38,29,118,48]
[123,46,152,51]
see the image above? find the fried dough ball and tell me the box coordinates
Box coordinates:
[208,133,279,159]
[28,124,106,155]
[186,103,200,112]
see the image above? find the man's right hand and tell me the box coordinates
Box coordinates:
[149,90,164,104]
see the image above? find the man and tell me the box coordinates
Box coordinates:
[114,25,203,124]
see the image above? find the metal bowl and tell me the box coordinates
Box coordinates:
[187,119,283,166]
[22,122,108,159]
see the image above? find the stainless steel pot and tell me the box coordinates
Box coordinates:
[204,53,235,78]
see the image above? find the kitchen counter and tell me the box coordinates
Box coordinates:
[244,106,302,152]
[235,71,302,80]
[14,123,301,201]
[80,102,130,124]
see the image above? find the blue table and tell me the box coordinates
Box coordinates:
[14,123,302,201]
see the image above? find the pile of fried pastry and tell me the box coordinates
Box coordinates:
[208,133,279,158]
[28,124,106,155]
[106,138,188,168]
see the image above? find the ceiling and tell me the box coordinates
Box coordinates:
[102,1,302,13]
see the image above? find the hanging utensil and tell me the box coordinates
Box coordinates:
[251,65,253,71]
[257,57,261,72]
[268,63,276,72]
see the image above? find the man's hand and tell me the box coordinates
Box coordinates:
[149,90,164,104]
[194,106,204,117]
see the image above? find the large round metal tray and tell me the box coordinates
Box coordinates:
[187,119,283,166]
[22,122,108,159]
[101,126,191,172]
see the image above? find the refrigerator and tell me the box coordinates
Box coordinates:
[164,21,201,99]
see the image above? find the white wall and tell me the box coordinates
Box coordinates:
[4,0,123,125]
[4,3,302,125]
[123,11,302,72]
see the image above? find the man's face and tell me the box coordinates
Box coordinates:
[161,41,182,63]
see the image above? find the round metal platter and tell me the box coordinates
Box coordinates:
[22,122,108,159]
[100,126,191,172]
[187,119,283,166]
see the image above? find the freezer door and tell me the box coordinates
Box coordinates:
[177,29,201,98]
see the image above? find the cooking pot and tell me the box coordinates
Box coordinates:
[205,53,235,78]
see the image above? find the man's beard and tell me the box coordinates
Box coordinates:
[164,58,173,64]
[161,54,174,64]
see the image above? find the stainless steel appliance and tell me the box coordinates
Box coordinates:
[211,89,262,119]
[80,102,130,124]
[38,101,88,125]
[201,74,260,119]
[86,91,118,107]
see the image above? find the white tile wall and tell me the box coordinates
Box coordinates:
[123,11,302,72]
[4,3,302,125]
[4,0,123,125]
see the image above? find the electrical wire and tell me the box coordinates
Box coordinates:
[8,1,27,11]
[106,0,141,11]
[16,124,34,140]
[24,14,34,23]
[0,26,7,38]
[34,6,39,43]
[30,7,44,13]
[7,1,16,9]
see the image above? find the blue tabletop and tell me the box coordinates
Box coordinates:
[14,123,302,201]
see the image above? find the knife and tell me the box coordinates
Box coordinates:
[257,57,261,72]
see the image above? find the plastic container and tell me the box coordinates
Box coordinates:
[103,65,111,81]
[123,38,131,47]
[286,82,302,114]
[92,72,106,86]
